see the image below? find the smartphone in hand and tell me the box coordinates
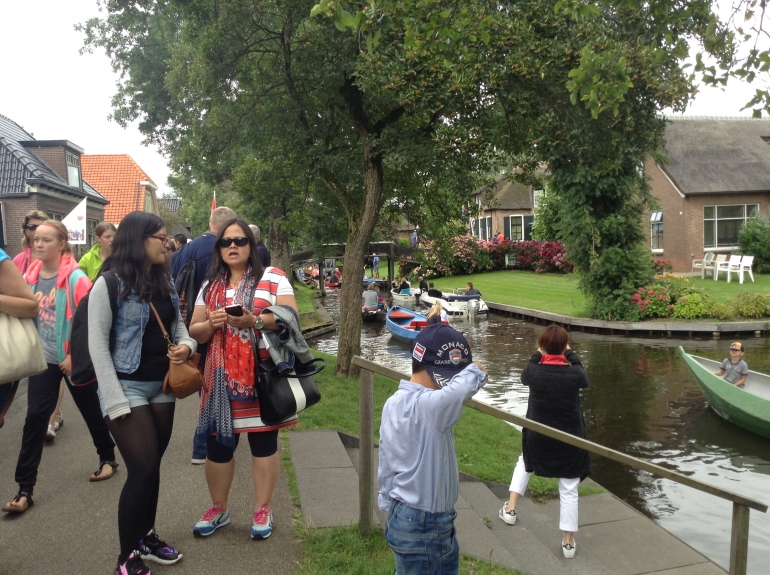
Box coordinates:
[225,304,244,317]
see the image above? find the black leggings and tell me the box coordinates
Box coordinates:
[105,403,175,559]
[206,430,278,463]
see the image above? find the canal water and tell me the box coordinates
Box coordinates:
[310,290,770,574]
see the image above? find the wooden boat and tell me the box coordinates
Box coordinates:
[677,347,770,439]
[362,277,388,291]
[420,292,489,317]
[385,306,428,343]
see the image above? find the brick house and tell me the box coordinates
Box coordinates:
[81,154,161,224]
[0,113,108,258]
[646,118,770,273]
[469,177,542,241]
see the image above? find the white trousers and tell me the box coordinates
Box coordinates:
[509,454,579,532]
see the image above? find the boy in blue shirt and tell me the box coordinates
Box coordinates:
[378,324,487,574]
[714,342,749,389]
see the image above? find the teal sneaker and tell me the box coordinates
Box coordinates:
[250,506,273,540]
[193,504,230,537]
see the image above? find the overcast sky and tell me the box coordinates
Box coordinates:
[0,1,765,200]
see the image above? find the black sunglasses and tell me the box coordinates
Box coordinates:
[218,237,249,248]
[24,224,39,231]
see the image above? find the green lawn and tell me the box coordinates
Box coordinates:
[431,271,589,317]
[293,281,318,314]
[429,270,770,318]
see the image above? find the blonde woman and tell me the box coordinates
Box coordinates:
[12,210,48,274]
[426,300,448,325]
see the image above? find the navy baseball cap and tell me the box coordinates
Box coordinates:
[412,323,472,387]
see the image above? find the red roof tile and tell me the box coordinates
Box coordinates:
[81,155,157,224]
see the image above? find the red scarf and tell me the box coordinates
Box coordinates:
[540,354,569,365]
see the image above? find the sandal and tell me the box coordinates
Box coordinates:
[2,490,34,514]
[90,460,119,482]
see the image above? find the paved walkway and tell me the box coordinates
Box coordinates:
[291,430,727,575]
[0,382,302,575]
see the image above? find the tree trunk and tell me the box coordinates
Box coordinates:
[333,144,384,376]
[269,199,292,283]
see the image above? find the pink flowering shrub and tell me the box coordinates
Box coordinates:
[733,292,770,318]
[505,241,575,274]
[630,284,671,318]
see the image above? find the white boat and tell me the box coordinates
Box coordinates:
[391,288,421,308]
[420,290,489,317]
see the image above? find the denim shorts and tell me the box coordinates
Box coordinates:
[384,500,459,575]
[98,379,174,417]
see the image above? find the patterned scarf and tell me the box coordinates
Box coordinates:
[195,267,258,448]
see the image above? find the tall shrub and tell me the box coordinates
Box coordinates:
[738,214,770,273]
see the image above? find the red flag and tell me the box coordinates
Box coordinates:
[210,190,217,214]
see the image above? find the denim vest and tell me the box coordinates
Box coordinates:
[111,281,180,373]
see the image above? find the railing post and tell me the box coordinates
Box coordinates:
[359,367,374,537]
[729,503,750,575]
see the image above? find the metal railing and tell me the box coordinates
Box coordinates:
[352,355,768,575]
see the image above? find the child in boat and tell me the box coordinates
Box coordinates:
[378,324,487,574]
[714,342,748,389]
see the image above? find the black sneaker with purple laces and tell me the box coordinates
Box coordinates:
[138,528,183,565]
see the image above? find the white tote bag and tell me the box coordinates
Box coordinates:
[0,313,47,384]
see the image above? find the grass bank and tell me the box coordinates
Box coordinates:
[293,282,318,314]
[292,350,601,500]
[430,270,770,318]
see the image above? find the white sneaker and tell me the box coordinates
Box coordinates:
[45,424,56,441]
[498,505,517,525]
[562,541,576,558]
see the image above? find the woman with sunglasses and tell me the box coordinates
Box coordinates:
[188,219,298,541]
[89,212,196,575]
[3,221,95,514]
[12,210,49,274]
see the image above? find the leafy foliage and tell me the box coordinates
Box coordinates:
[739,214,770,274]
[733,292,770,319]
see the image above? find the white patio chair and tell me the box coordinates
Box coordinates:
[707,254,727,280]
[738,255,755,284]
[692,252,715,279]
[722,254,743,283]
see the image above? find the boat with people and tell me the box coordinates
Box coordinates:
[361,307,387,322]
[419,290,489,317]
[385,306,428,342]
[678,346,770,439]
[391,288,421,308]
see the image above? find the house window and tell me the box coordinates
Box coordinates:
[471,218,479,237]
[533,190,544,209]
[650,210,663,250]
[87,219,98,248]
[703,204,758,248]
[66,152,81,188]
[47,212,64,221]
[485,216,492,240]
[504,216,523,240]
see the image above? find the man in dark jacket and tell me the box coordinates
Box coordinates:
[249,224,271,267]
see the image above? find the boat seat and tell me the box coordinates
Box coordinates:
[409,320,428,329]
[389,310,415,319]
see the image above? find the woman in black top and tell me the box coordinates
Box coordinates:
[498,324,591,559]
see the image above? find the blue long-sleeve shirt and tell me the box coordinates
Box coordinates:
[377,364,487,513]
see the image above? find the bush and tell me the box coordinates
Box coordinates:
[739,214,770,273]
[672,293,722,320]
[733,292,770,319]
[630,284,671,318]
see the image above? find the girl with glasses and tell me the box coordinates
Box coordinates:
[89,211,196,575]
[188,218,298,542]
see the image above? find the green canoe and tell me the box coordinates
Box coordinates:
[678,346,770,439]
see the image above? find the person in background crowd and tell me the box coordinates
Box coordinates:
[714,342,749,389]
[0,247,39,430]
[427,282,443,298]
[465,282,481,297]
[12,210,49,274]
[171,207,237,465]
[372,254,380,278]
[79,222,118,281]
[426,300,448,325]
[418,275,429,293]
[2,221,102,515]
[497,232,504,243]
[378,324,487,575]
[189,219,298,541]
[398,277,411,295]
[498,324,591,559]
[362,283,379,311]
[173,234,188,250]
[411,229,419,247]
[90,211,196,575]
[249,224,271,268]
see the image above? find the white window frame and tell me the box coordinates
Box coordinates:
[504,215,524,241]
[650,210,663,252]
[703,204,758,249]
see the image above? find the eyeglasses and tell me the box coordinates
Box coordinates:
[24,224,39,231]
[148,234,170,244]
[218,237,249,248]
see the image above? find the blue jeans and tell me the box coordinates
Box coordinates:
[385,500,459,575]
